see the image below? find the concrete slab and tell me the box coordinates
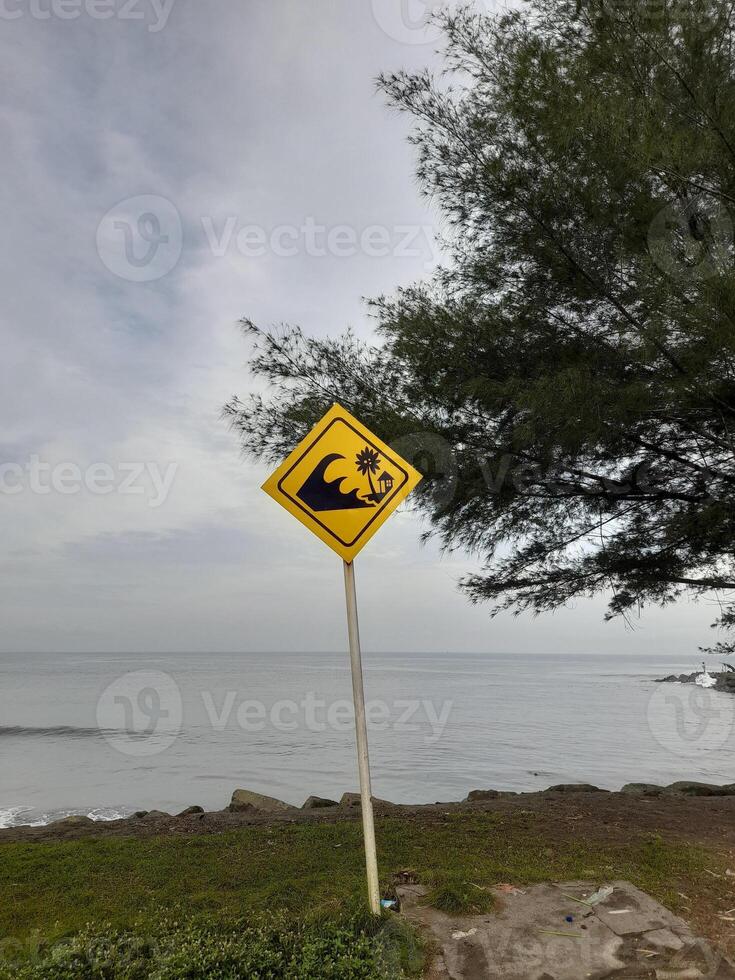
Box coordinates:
[594,880,693,938]
[645,928,686,951]
[396,880,735,980]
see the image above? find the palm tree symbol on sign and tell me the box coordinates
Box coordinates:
[356,447,394,503]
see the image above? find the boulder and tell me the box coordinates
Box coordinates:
[339,792,393,808]
[301,796,339,809]
[142,810,171,819]
[465,789,516,802]
[133,811,148,819]
[621,783,663,796]
[229,789,292,813]
[545,784,608,794]
[54,815,94,827]
[664,782,735,797]
[176,805,204,817]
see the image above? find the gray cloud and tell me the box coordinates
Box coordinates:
[0,0,715,654]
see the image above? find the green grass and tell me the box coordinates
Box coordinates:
[424,871,496,915]
[0,812,728,973]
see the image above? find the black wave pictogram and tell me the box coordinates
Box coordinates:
[296,454,375,512]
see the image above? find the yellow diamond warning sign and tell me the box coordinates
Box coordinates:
[262,403,422,562]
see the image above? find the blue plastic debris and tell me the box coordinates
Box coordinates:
[381,899,397,910]
[565,915,574,923]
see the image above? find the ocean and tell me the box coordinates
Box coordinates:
[1,651,733,828]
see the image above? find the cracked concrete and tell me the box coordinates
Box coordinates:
[396,880,735,979]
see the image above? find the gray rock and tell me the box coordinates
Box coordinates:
[301,796,339,809]
[465,789,517,802]
[656,671,735,697]
[229,789,292,813]
[620,783,663,796]
[664,781,735,797]
[339,792,393,808]
[466,789,502,801]
[133,811,148,819]
[54,815,94,827]
[656,673,697,683]
[142,810,171,819]
[545,784,608,794]
[176,806,204,817]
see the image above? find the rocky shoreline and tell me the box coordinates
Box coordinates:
[4,781,735,843]
[657,669,735,692]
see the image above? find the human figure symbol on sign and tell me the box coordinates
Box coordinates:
[296,446,396,513]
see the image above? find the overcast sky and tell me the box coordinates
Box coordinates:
[0,0,718,655]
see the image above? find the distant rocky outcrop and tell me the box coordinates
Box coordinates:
[657,670,735,693]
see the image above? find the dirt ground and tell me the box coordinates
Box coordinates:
[2,789,735,848]
[4,790,735,973]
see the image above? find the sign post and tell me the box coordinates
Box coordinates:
[343,558,380,913]
[262,403,422,913]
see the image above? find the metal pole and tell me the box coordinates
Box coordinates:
[343,559,381,915]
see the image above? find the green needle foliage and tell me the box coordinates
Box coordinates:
[225,0,735,650]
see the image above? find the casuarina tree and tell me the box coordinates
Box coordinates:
[224,0,735,652]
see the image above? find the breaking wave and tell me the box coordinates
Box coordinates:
[0,725,147,739]
[0,806,133,829]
